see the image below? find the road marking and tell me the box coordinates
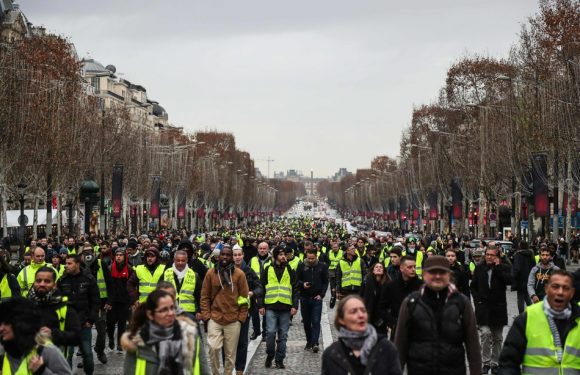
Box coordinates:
[244,334,262,374]
[321,300,333,350]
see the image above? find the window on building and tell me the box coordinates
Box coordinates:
[91,77,100,91]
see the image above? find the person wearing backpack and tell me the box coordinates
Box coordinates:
[395,255,481,375]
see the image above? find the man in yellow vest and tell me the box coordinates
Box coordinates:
[163,249,201,320]
[335,244,366,300]
[499,270,580,374]
[249,241,271,340]
[259,246,298,369]
[285,247,301,271]
[17,247,53,297]
[127,246,165,307]
[325,238,343,308]
[404,237,424,279]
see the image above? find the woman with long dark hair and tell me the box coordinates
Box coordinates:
[121,289,209,374]
[0,297,72,374]
[360,262,390,332]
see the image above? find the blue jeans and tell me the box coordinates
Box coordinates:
[265,309,291,362]
[300,298,322,346]
[67,327,94,375]
[235,316,251,371]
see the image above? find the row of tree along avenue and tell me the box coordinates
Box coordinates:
[318,0,579,243]
[0,20,304,240]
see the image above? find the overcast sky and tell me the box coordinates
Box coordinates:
[22,1,537,178]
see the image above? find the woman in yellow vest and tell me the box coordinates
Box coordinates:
[0,297,72,374]
[121,289,209,375]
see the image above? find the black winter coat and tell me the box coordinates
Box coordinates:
[105,262,134,304]
[403,291,471,375]
[378,276,423,328]
[34,291,81,347]
[511,249,535,292]
[297,261,329,299]
[450,262,471,298]
[57,270,100,325]
[471,262,513,327]
[241,262,263,310]
[360,274,388,331]
[322,335,402,375]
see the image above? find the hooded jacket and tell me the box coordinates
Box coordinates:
[200,263,249,325]
[527,261,559,300]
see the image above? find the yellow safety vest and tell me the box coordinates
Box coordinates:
[2,347,38,375]
[0,274,12,301]
[328,250,343,271]
[135,265,165,303]
[339,258,362,288]
[96,259,107,299]
[408,250,424,279]
[135,336,201,375]
[287,257,300,271]
[523,301,580,374]
[264,266,292,306]
[163,268,197,313]
[469,262,476,273]
[250,256,270,280]
[18,263,55,297]
[55,297,69,356]
[379,244,393,262]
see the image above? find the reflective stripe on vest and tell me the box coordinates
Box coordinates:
[264,266,292,306]
[328,250,343,270]
[0,274,12,301]
[135,265,165,303]
[96,259,107,298]
[523,301,580,374]
[135,334,201,375]
[339,258,362,288]
[163,268,197,313]
[55,297,69,355]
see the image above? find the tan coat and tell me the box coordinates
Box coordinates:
[200,266,249,325]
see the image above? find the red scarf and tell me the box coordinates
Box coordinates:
[111,260,129,279]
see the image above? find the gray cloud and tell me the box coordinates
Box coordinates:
[22,0,537,177]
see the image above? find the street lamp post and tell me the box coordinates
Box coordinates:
[16,179,27,260]
[66,188,75,236]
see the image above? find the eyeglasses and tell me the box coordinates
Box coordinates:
[154,305,176,314]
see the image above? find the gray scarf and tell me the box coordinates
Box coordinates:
[543,298,572,363]
[338,324,377,365]
[146,321,183,375]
